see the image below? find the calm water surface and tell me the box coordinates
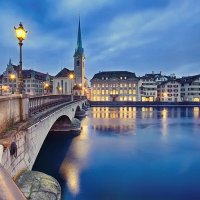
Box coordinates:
[33,107,200,200]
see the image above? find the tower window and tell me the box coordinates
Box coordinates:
[77,60,80,66]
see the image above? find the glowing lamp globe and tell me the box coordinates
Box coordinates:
[14,22,27,42]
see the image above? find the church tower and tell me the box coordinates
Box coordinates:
[74,17,85,87]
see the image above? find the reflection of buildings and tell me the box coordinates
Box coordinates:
[92,107,137,133]
[90,71,138,101]
[59,117,89,197]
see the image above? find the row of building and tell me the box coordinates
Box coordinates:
[90,71,200,102]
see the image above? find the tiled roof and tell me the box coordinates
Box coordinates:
[179,75,200,84]
[91,71,137,80]
[22,70,53,81]
[55,68,74,78]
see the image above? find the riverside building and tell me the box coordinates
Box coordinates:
[157,79,181,102]
[138,72,169,102]
[180,75,200,102]
[90,71,138,101]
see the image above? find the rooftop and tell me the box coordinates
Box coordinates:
[91,71,137,80]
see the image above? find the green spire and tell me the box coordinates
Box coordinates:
[74,16,84,57]
[77,16,82,49]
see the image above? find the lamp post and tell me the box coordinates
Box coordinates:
[14,22,27,94]
[43,82,49,95]
[9,73,16,94]
[69,73,74,101]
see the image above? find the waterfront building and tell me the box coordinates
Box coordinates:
[157,79,181,102]
[53,68,74,95]
[138,72,169,102]
[1,59,53,95]
[180,75,200,102]
[90,71,138,101]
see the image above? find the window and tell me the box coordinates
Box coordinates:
[106,90,108,94]
[129,90,132,94]
[102,90,105,95]
[77,60,80,66]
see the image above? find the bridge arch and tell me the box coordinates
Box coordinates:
[50,115,72,132]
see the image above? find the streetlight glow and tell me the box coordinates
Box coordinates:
[14,22,27,42]
[9,73,16,80]
[69,73,74,80]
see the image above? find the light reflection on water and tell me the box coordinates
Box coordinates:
[34,106,200,200]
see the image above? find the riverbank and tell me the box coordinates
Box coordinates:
[89,101,200,107]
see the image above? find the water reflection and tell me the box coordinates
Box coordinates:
[59,117,90,196]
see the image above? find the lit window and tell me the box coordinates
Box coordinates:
[101,97,105,101]
[93,90,96,95]
[102,90,105,95]
[106,96,109,101]
[120,97,123,101]
[120,77,122,80]
[129,90,132,94]
[120,83,123,87]
[133,90,136,95]
[106,90,109,94]
[124,84,127,87]
[129,83,131,87]
[124,77,127,79]
[124,96,127,101]
[97,90,100,95]
[120,90,123,94]
[102,84,104,88]
[133,97,136,102]
[129,97,132,101]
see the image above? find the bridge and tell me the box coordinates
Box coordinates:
[0,94,88,178]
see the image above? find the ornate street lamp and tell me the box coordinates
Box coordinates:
[69,73,74,101]
[14,22,27,94]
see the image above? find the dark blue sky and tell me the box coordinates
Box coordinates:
[0,0,200,79]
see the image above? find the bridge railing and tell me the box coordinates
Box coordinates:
[29,95,86,116]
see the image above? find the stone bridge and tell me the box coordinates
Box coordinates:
[0,95,88,178]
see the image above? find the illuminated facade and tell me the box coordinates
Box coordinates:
[138,72,169,102]
[157,79,181,102]
[53,68,74,95]
[90,71,138,101]
[180,75,200,102]
[1,59,53,95]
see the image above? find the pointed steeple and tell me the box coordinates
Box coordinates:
[77,16,82,49]
[9,58,12,65]
[74,17,84,57]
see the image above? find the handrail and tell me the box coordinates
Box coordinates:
[28,95,86,116]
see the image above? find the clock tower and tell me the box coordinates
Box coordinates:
[74,17,85,88]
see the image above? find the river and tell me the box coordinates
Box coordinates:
[33,107,200,200]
